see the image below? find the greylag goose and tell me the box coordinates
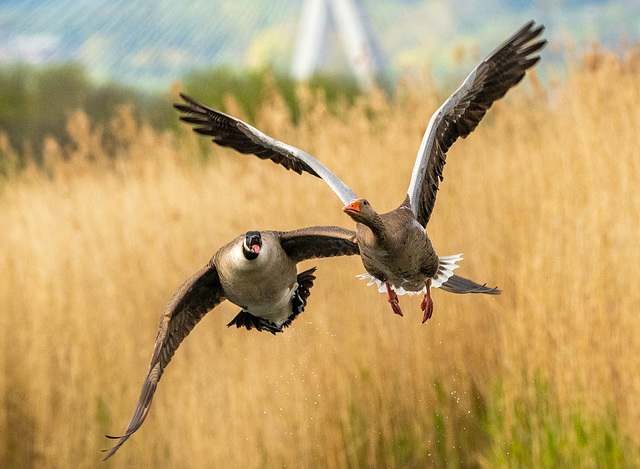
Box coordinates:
[103,226,358,459]
[175,21,546,322]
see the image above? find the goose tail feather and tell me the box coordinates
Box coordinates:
[439,274,502,295]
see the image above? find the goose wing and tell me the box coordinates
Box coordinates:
[103,262,224,460]
[175,94,358,205]
[279,226,359,264]
[407,21,546,226]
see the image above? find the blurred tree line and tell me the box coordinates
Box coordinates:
[0,62,372,174]
[0,63,173,167]
[182,66,364,123]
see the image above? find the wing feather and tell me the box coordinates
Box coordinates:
[175,94,358,205]
[279,226,359,264]
[102,262,224,460]
[407,21,547,226]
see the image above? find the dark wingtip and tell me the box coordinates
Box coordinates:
[178,116,208,125]
[530,23,545,36]
[173,103,196,113]
[101,442,122,461]
[174,93,192,110]
[174,93,205,113]
[101,430,137,460]
[191,127,215,136]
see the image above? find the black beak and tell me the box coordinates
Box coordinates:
[243,231,262,260]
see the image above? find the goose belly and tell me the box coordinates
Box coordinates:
[360,236,438,292]
[242,283,298,326]
[362,254,431,292]
[219,257,298,325]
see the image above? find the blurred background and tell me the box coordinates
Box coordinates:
[1,1,640,467]
[2,0,639,88]
[1,0,639,165]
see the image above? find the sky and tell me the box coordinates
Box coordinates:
[0,0,638,91]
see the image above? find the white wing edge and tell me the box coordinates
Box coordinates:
[406,68,481,216]
[237,120,359,206]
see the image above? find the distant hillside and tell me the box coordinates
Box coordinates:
[1,0,638,91]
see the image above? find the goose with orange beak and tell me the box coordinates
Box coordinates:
[175,21,547,320]
[341,196,441,321]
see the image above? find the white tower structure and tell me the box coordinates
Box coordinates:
[291,0,380,88]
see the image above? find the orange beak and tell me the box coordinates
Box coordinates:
[343,200,360,216]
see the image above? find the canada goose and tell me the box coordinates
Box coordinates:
[175,21,546,322]
[102,226,358,460]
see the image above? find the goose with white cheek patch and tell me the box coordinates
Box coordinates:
[175,21,546,322]
[102,226,358,460]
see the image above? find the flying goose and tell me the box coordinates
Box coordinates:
[174,21,546,322]
[103,226,359,459]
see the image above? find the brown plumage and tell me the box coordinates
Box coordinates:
[342,196,444,320]
[175,21,546,321]
[345,196,438,288]
[103,226,358,460]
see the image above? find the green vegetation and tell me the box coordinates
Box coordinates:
[0,63,174,167]
[0,62,376,170]
[181,65,367,124]
[478,376,636,468]
[337,374,639,468]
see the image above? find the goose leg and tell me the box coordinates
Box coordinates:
[385,282,403,317]
[421,278,433,323]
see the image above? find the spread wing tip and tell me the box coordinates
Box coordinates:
[177,92,200,107]
[101,435,131,461]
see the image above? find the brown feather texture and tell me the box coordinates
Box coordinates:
[414,20,546,226]
[102,227,358,459]
[174,95,321,177]
[279,226,359,263]
[102,264,224,459]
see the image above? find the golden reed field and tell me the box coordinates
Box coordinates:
[2,51,640,468]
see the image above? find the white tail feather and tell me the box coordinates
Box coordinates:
[356,254,463,295]
[431,253,463,288]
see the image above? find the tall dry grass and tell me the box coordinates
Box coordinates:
[1,51,640,467]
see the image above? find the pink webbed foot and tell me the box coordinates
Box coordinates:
[385,282,404,317]
[421,278,433,323]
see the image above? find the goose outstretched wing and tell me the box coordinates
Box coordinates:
[102,262,224,460]
[175,94,358,206]
[407,21,546,226]
[279,225,359,264]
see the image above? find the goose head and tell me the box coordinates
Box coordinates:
[343,198,377,225]
[242,231,262,260]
